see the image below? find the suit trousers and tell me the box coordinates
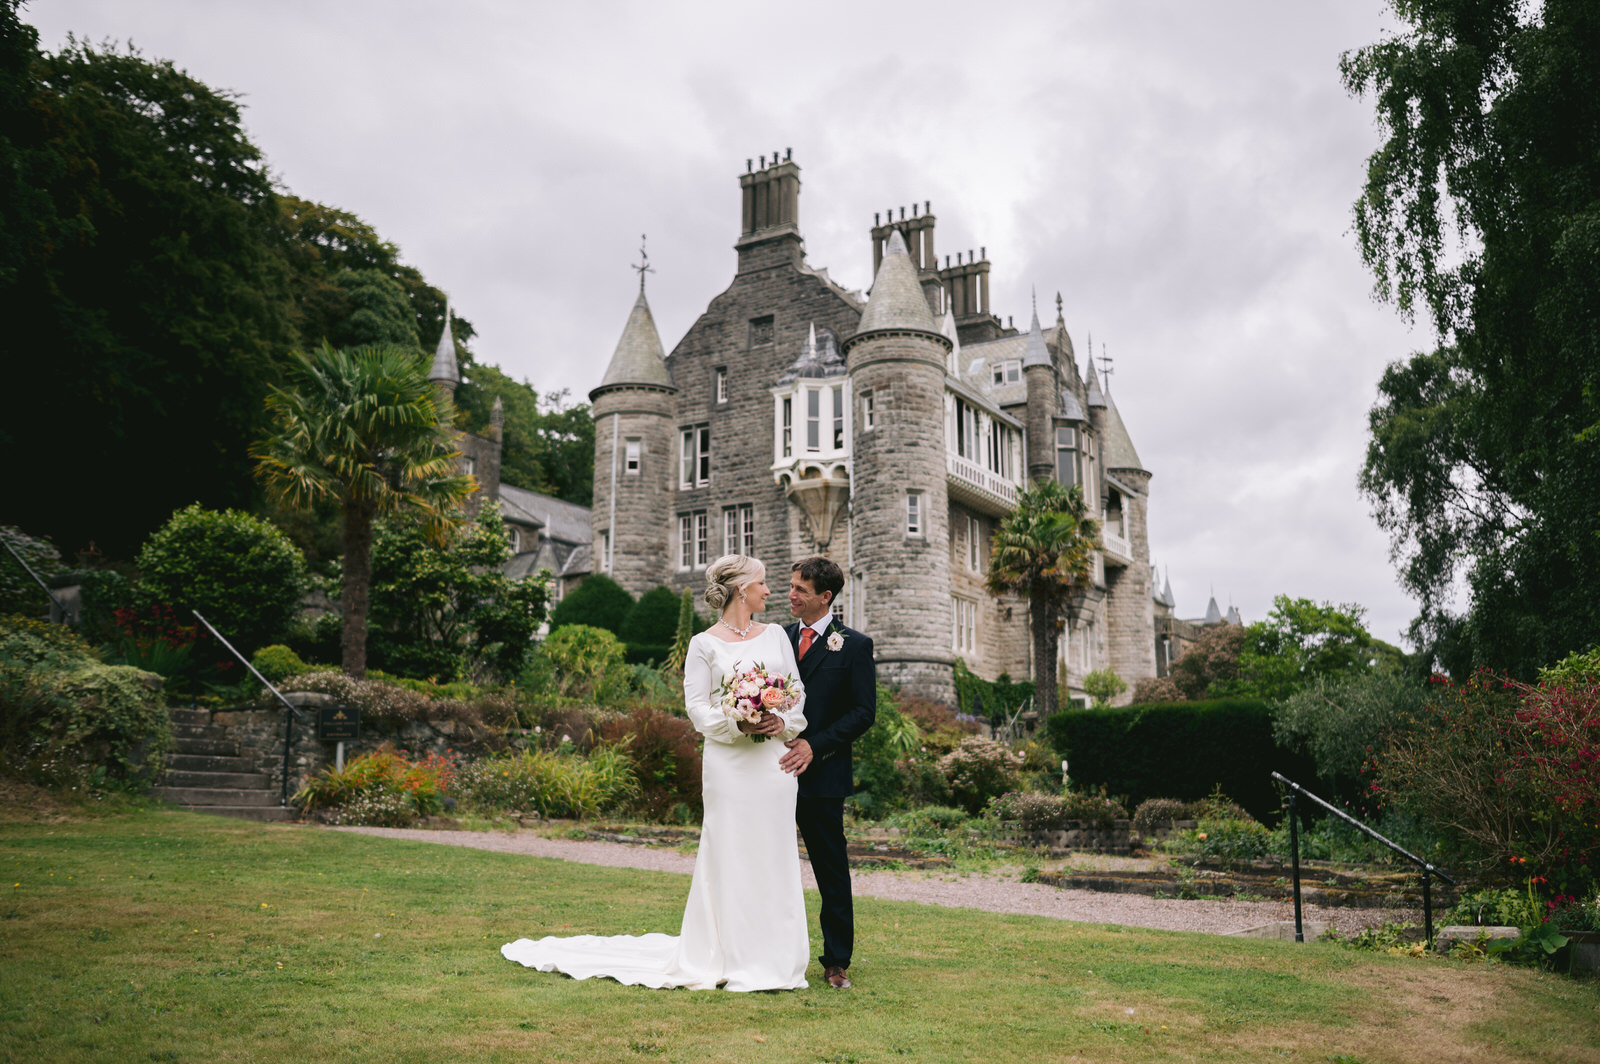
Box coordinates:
[796,794,852,969]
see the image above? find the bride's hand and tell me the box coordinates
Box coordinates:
[737,711,785,737]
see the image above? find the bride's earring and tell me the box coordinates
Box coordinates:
[739,590,747,605]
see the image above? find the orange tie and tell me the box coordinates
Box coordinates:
[799,627,816,660]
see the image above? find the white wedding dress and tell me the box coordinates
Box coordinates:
[502,624,810,991]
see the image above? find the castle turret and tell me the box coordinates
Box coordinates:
[845,229,954,702]
[590,287,676,592]
[1092,367,1156,700]
[1021,300,1055,483]
[429,300,460,410]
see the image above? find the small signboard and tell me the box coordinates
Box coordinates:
[317,704,360,741]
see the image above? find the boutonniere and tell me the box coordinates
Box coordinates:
[826,624,845,653]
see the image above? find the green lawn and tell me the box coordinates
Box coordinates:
[1,806,1594,1064]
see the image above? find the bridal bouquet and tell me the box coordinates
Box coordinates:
[715,662,799,743]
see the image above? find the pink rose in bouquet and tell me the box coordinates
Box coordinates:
[714,662,800,742]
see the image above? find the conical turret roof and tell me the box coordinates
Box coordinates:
[1085,358,1106,409]
[857,229,938,335]
[429,300,459,384]
[1022,302,1051,368]
[598,290,670,389]
[1100,389,1146,472]
[1204,595,1224,625]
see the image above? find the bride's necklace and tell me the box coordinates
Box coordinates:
[719,617,755,639]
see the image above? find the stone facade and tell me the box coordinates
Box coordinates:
[590,155,1174,706]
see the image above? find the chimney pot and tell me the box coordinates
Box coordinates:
[874,212,880,226]
[747,158,753,172]
[945,255,950,268]
[1009,316,1014,329]
[759,155,766,168]
[912,202,919,217]
[925,200,931,214]
[773,149,779,165]
[899,206,905,220]
[981,246,986,259]
[969,249,974,260]
[785,147,792,160]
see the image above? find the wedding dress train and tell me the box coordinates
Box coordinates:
[502,625,809,991]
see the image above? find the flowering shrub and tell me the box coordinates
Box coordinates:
[598,707,702,821]
[0,614,170,792]
[938,736,1025,815]
[1168,816,1273,862]
[267,669,514,727]
[454,744,637,819]
[295,746,458,824]
[1131,797,1193,836]
[1375,670,1600,888]
[988,790,1128,830]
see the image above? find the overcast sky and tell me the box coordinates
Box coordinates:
[26,0,1432,644]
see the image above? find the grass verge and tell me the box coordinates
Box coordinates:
[1,806,1596,1064]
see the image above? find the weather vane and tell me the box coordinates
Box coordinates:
[632,234,655,293]
[1096,343,1114,387]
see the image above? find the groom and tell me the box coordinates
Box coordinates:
[779,556,876,990]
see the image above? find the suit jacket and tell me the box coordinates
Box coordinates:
[787,618,876,799]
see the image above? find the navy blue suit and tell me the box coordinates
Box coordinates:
[787,618,876,970]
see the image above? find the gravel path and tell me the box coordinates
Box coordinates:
[332,826,1414,937]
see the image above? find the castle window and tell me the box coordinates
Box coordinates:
[601,530,612,574]
[463,454,477,476]
[861,390,875,431]
[967,514,983,571]
[987,421,1013,478]
[781,398,793,457]
[680,424,711,488]
[625,439,641,474]
[806,389,820,451]
[749,316,774,347]
[1056,426,1080,487]
[509,527,522,553]
[715,367,728,404]
[952,596,977,654]
[952,399,981,462]
[832,386,845,449]
[741,504,755,555]
[723,508,739,557]
[992,360,1020,386]
[906,491,923,537]
[678,511,709,570]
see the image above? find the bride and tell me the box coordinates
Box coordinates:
[501,555,811,991]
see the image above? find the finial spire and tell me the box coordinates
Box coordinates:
[1096,343,1114,391]
[632,234,655,293]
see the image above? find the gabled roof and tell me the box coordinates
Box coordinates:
[498,483,592,545]
[429,299,459,384]
[857,229,938,335]
[598,290,671,389]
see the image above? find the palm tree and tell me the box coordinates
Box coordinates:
[985,480,1100,719]
[252,342,474,677]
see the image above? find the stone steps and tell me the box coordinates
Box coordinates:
[157,706,294,822]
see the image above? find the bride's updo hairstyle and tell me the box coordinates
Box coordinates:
[704,554,765,613]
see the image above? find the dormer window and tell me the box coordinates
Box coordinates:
[991,360,1021,386]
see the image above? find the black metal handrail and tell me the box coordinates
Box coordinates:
[1,536,74,623]
[191,610,306,807]
[1272,771,1455,945]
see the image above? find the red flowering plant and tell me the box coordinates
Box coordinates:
[295,744,460,825]
[1374,670,1598,895]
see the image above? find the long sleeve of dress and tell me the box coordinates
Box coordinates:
[684,635,743,744]
[773,634,807,742]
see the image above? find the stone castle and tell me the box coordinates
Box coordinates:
[586,154,1183,705]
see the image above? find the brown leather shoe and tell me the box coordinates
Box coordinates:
[824,965,851,989]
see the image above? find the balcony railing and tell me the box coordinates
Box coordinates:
[946,452,1019,515]
[1101,526,1133,567]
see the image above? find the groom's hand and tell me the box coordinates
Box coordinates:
[779,738,812,776]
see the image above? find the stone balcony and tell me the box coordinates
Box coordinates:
[945,452,1018,517]
[1101,525,1133,568]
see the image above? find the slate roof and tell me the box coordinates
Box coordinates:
[598,290,671,389]
[499,483,591,545]
[777,323,846,384]
[857,229,938,335]
[429,300,459,384]
[1099,391,1146,472]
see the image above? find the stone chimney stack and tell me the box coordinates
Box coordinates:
[736,151,803,273]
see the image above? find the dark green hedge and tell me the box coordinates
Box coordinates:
[1043,699,1323,824]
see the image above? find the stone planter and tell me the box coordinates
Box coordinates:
[1007,820,1133,855]
[1567,930,1600,977]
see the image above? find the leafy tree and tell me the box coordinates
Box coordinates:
[252,342,474,678]
[1272,670,1427,791]
[135,504,306,654]
[620,586,684,647]
[1082,668,1128,709]
[1165,624,1246,701]
[1235,596,1377,702]
[1345,0,1600,677]
[456,365,595,506]
[368,505,549,681]
[327,268,420,351]
[985,481,1100,720]
[1,17,296,557]
[548,574,634,636]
